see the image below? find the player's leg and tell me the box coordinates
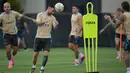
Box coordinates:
[30,38,41,73]
[21,30,27,50]
[40,38,51,73]
[115,33,120,59]
[124,39,130,73]
[4,34,13,68]
[17,31,21,48]
[68,35,84,65]
[73,43,85,64]
[68,36,79,65]
[11,35,19,65]
[124,51,130,73]
[21,37,27,50]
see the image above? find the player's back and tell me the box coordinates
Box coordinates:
[36,12,55,38]
[123,12,130,39]
[70,12,82,37]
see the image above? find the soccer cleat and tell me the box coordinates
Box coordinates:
[72,61,79,66]
[116,55,124,60]
[80,55,85,64]
[40,70,44,73]
[30,68,35,73]
[11,58,15,65]
[8,63,13,69]
[126,71,130,73]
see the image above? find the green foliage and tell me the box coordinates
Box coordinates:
[6,0,21,12]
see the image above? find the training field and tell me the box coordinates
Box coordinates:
[0,48,126,73]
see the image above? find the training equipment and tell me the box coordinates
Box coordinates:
[55,2,64,12]
[83,2,99,73]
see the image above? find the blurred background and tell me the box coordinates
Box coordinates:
[0,0,130,48]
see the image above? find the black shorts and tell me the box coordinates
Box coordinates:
[115,33,126,42]
[124,38,130,51]
[3,34,18,46]
[69,35,80,45]
[34,38,51,52]
[17,30,25,38]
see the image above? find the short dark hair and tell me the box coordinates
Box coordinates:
[48,5,54,8]
[72,4,79,9]
[121,1,130,12]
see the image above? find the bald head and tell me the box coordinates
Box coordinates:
[3,2,11,13]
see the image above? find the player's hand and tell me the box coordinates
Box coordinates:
[74,34,79,38]
[104,15,111,21]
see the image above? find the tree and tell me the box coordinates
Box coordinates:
[6,0,21,12]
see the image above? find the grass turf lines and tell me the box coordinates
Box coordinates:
[0,48,126,73]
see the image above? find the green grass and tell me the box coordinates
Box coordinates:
[0,48,126,73]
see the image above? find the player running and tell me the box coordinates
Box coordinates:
[16,9,29,51]
[100,8,126,59]
[68,4,85,66]
[30,6,58,73]
[0,2,35,69]
[102,1,130,73]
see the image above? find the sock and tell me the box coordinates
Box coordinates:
[79,52,84,57]
[12,56,14,59]
[9,60,12,64]
[42,56,48,67]
[75,59,79,63]
[117,51,120,56]
[41,66,44,70]
[127,67,130,71]
[32,65,36,68]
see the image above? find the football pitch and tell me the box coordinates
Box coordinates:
[0,48,126,73]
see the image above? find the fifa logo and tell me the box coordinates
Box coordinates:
[86,21,95,24]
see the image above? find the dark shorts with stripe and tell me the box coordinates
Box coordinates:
[3,34,18,46]
[124,37,130,51]
[69,35,80,45]
[17,30,25,38]
[34,38,52,52]
[115,33,126,42]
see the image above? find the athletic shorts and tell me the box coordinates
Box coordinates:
[124,37,130,51]
[115,33,126,42]
[34,38,51,52]
[17,30,25,38]
[69,35,80,45]
[3,33,18,46]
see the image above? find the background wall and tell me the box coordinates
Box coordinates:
[20,0,46,13]
[102,0,130,13]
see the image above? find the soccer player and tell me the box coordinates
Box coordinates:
[120,1,130,73]
[103,1,130,73]
[100,8,126,59]
[30,6,58,73]
[0,2,35,68]
[68,4,85,66]
[16,9,29,51]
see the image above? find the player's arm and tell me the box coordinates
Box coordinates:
[24,22,29,33]
[34,13,46,26]
[77,15,83,35]
[52,16,58,29]
[114,15,126,25]
[104,14,120,28]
